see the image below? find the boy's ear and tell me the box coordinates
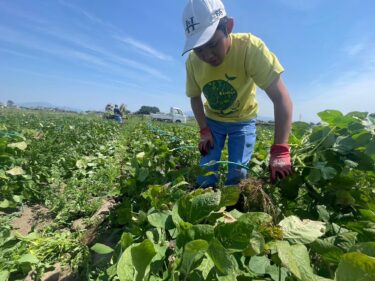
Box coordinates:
[226,17,234,34]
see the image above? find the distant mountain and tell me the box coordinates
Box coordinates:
[19,102,82,112]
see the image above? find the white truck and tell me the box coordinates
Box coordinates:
[150,107,187,123]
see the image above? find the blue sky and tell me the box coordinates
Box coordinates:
[0,0,374,122]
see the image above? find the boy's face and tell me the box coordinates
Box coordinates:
[193,30,230,67]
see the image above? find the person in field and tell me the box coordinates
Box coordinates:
[182,0,293,187]
[113,104,123,124]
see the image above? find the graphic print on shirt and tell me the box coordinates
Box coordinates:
[202,73,239,115]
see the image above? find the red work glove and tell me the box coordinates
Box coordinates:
[269,144,292,182]
[199,127,213,156]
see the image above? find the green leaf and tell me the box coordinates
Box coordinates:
[320,166,337,180]
[334,232,358,251]
[309,126,336,147]
[6,166,25,176]
[75,159,86,169]
[335,190,355,206]
[243,231,265,256]
[147,211,173,229]
[333,136,356,153]
[0,170,8,180]
[7,141,27,150]
[307,168,321,183]
[178,190,222,224]
[346,111,368,120]
[137,167,149,182]
[265,265,288,281]
[207,238,237,275]
[195,256,215,279]
[117,239,156,281]
[176,224,215,248]
[215,222,252,251]
[150,244,168,273]
[292,121,311,139]
[335,252,375,281]
[310,239,344,264]
[238,212,273,227]
[352,131,372,147]
[180,239,209,275]
[349,242,375,258]
[366,142,375,156]
[316,205,330,222]
[308,162,337,182]
[91,243,114,254]
[344,160,358,168]
[276,241,316,281]
[279,216,326,244]
[220,186,241,207]
[318,110,343,126]
[249,255,270,275]
[171,203,191,230]
[215,213,271,251]
[136,151,145,160]
[18,254,39,264]
[0,200,10,209]
[0,271,10,281]
[120,232,133,251]
[12,195,22,203]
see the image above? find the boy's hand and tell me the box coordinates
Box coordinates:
[199,127,213,156]
[269,144,291,182]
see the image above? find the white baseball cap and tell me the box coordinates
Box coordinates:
[182,0,227,55]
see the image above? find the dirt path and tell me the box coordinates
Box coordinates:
[11,205,52,236]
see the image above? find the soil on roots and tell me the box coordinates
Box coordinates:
[231,178,277,219]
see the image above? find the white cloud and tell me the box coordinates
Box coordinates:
[344,42,365,57]
[294,71,375,122]
[289,38,375,122]
[116,36,172,61]
[1,2,172,83]
[0,47,38,59]
[0,25,170,82]
[58,0,121,33]
[32,26,171,80]
[6,68,125,90]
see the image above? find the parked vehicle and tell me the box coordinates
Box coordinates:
[150,107,187,123]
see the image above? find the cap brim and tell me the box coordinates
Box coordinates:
[181,20,220,56]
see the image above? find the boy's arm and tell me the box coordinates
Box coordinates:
[190,96,213,156]
[265,75,292,144]
[265,75,293,182]
[190,96,207,129]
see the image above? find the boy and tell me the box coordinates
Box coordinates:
[113,104,123,124]
[182,0,293,186]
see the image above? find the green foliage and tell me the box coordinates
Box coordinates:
[279,216,326,244]
[90,243,114,255]
[1,108,374,281]
[335,252,375,281]
[136,106,160,115]
[117,239,156,281]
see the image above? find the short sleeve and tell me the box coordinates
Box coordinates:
[245,37,284,90]
[185,56,201,98]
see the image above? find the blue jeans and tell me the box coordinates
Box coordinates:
[197,118,256,187]
[114,115,123,123]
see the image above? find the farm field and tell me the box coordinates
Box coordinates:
[0,108,374,281]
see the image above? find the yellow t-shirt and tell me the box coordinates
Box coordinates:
[185,33,284,122]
